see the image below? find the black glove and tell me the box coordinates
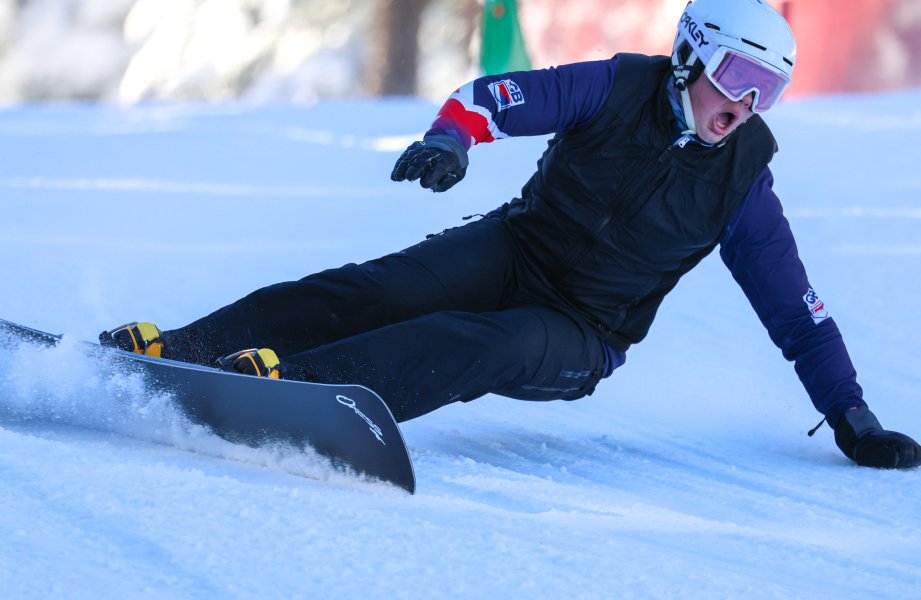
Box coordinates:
[391,134,468,192]
[834,406,921,469]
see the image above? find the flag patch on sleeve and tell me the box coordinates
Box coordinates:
[488,79,525,112]
[803,287,829,324]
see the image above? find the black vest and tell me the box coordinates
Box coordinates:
[505,53,777,350]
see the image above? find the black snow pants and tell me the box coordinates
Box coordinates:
[161,217,610,422]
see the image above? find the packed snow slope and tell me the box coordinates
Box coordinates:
[1,91,920,598]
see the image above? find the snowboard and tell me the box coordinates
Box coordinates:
[0,318,415,493]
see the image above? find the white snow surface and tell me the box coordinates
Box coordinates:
[1,92,921,598]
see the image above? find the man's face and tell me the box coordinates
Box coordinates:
[687,75,756,144]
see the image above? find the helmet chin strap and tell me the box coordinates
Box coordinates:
[672,47,698,136]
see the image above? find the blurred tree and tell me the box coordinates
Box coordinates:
[481,0,530,75]
[366,0,430,96]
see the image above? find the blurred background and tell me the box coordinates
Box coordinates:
[0,0,918,105]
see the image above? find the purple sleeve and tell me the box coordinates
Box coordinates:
[426,59,618,150]
[719,168,865,426]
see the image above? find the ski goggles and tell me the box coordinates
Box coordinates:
[703,46,790,113]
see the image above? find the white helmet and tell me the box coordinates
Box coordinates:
[671,0,796,133]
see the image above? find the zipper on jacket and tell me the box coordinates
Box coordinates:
[603,135,690,227]
[556,135,690,274]
[657,134,692,162]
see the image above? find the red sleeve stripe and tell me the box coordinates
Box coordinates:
[430,82,508,148]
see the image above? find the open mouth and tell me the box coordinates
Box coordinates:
[713,111,735,134]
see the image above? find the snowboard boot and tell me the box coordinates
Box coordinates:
[216,348,284,379]
[99,322,164,357]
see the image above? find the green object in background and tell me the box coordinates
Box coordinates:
[481,0,531,75]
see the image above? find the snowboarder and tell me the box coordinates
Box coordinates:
[102,0,920,469]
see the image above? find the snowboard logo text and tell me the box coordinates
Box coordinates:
[803,287,829,324]
[336,394,386,445]
[488,79,525,112]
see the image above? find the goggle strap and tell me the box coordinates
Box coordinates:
[672,47,699,135]
[679,84,697,136]
[671,46,691,90]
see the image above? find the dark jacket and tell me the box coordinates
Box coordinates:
[425,52,864,426]
[506,54,776,350]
